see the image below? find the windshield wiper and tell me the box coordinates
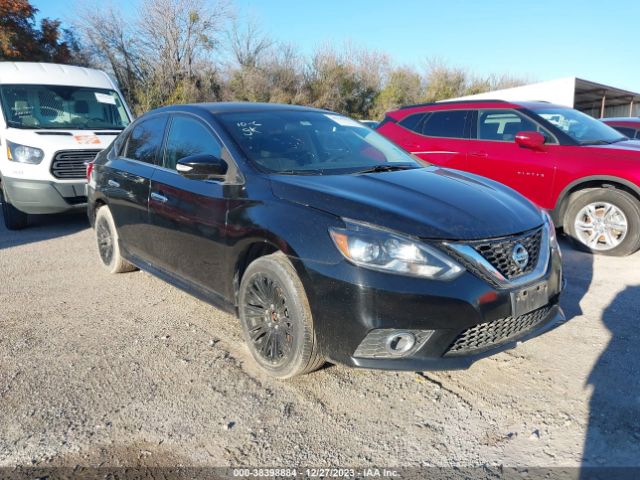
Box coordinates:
[579,138,626,145]
[352,164,418,174]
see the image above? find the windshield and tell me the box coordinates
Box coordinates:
[533,107,626,145]
[218,110,421,175]
[0,84,130,130]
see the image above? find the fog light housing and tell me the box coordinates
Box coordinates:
[353,329,434,358]
[385,332,415,355]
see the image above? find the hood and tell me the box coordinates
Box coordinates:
[5,127,119,151]
[586,139,640,153]
[270,167,543,240]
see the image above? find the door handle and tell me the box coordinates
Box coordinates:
[150,192,168,203]
[470,152,488,158]
[107,179,120,188]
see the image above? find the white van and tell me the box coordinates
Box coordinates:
[0,62,133,229]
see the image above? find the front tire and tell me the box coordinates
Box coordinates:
[94,206,136,274]
[564,189,640,256]
[1,185,28,230]
[238,252,324,378]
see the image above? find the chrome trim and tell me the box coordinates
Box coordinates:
[444,223,550,289]
[150,192,168,203]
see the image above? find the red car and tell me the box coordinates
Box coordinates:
[602,117,640,140]
[377,100,640,256]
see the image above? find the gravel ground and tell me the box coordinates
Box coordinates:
[0,211,639,470]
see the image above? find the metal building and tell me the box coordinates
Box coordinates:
[447,77,640,118]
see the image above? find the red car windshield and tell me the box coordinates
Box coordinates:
[533,107,626,145]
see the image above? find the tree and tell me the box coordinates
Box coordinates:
[0,0,86,64]
[371,67,423,119]
[304,44,387,118]
[76,0,230,113]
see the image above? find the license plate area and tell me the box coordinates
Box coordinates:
[511,280,549,317]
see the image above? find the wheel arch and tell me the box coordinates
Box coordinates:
[552,176,640,228]
[231,236,312,308]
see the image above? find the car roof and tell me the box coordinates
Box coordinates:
[152,102,332,116]
[387,99,564,118]
[0,62,115,89]
[602,117,640,123]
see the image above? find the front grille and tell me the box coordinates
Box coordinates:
[51,150,101,179]
[472,227,543,280]
[445,305,552,356]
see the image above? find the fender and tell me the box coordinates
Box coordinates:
[552,175,640,224]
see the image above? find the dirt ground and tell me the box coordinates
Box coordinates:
[1,211,639,471]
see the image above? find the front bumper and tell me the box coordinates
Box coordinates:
[2,177,87,214]
[298,246,564,371]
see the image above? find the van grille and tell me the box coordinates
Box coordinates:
[51,150,101,179]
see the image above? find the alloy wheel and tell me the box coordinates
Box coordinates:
[574,201,628,251]
[242,273,294,366]
[96,217,114,265]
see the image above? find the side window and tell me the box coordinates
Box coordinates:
[398,113,428,133]
[123,116,168,164]
[477,109,555,143]
[635,130,640,140]
[421,110,469,138]
[164,115,222,170]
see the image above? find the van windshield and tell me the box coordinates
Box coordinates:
[0,84,130,130]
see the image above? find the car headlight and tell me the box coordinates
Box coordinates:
[543,210,561,253]
[7,141,45,164]
[329,219,464,280]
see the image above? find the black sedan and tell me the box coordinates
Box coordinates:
[87,102,564,378]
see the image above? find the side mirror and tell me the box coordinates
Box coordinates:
[515,131,546,150]
[176,154,228,180]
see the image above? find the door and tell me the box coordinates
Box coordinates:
[464,109,558,207]
[147,114,230,295]
[399,109,471,169]
[105,114,168,259]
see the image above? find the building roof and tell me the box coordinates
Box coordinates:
[445,77,640,108]
[0,62,115,89]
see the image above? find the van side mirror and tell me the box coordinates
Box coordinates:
[176,154,228,180]
[515,131,546,150]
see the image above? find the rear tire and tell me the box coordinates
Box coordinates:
[238,252,324,379]
[564,188,640,256]
[0,185,28,230]
[94,205,136,273]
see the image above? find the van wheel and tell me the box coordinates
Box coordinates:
[94,206,136,273]
[0,185,28,230]
[238,252,324,379]
[564,189,640,256]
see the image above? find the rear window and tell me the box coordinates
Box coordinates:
[398,113,428,132]
[122,115,168,164]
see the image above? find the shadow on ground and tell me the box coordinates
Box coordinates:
[0,207,88,250]
[582,284,640,473]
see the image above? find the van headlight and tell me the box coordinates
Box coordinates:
[7,141,45,164]
[329,219,464,280]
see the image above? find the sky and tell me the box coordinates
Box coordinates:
[32,0,640,93]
